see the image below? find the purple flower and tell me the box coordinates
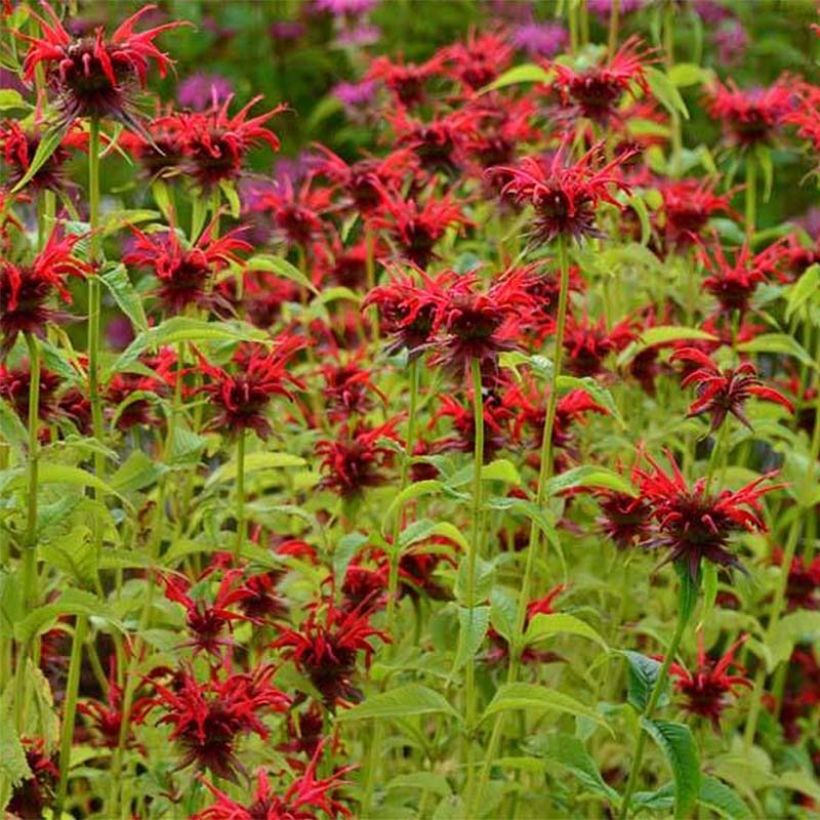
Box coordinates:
[270,21,306,42]
[510,22,568,58]
[314,0,379,15]
[337,22,381,47]
[791,207,820,239]
[177,73,233,112]
[714,20,748,66]
[691,0,733,24]
[333,79,377,113]
[587,0,645,17]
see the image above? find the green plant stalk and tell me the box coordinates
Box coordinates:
[234,430,247,561]
[365,221,380,343]
[745,154,757,241]
[470,236,572,815]
[463,357,485,807]
[664,2,683,175]
[608,0,621,58]
[618,585,692,819]
[54,614,88,817]
[704,419,729,495]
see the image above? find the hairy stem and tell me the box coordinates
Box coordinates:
[234,430,247,561]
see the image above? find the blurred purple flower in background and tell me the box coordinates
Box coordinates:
[692,0,733,25]
[714,20,748,66]
[587,0,645,19]
[314,0,379,16]
[337,22,381,47]
[333,79,377,116]
[792,207,820,239]
[177,73,233,111]
[510,22,568,58]
[270,20,306,42]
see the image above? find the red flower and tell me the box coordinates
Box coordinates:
[442,30,514,92]
[432,390,511,459]
[658,179,735,249]
[120,110,187,178]
[700,241,773,315]
[272,600,388,707]
[785,80,820,154]
[197,338,304,440]
[162,569,255,657]
[321,357,384,421]
[195,742,354,819]
[22,3,185,130]
[123,223,250,315]
[255,176,333,249]
[141,665,290,782]
[375,192,468,268]
[362,267,455,357]
[672,347,794,432]
[635,452,780,578]
[561,315,635,378]
[0,363,61,426]
[430,267,535,375]
[494,144,634,245]
[78,658,136,750]
[461,98,539,174]
[551,35,654,124]
[0,120,85,192]
[0,231,91,353]
[232,570,289,622]
[8,738,59,820]
[104,361,172,431]
[316,419,401,498]
[596,487,653,550]
[706,79,794,147]
[773,548,820,611]
[242,270,301,328]
[670,635,752,728]
[367,54,443,107]
[398,545,456,601]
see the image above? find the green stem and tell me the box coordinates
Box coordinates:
[664,3,682,175]
[618,586,691,819]
[608,0,621,59]
[745,154,757,241]
[471,236,572,814]
[463,357,485,808]
[704,419,729,495]
[234,430,247,561]
[54,615,88,816]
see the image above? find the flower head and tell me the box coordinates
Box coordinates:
[442,31,514,92]
[773,549,820,612]
[658,179,734,249]
[672,348,794,432]
[22,3,186,130]
[636,452,780,578]
[670,635,752,728]
[0,230,91,353]
[701,241,773,315]
[367,54,443,108]
[8,738,58,820]
[707,79,793,148]
[0,120,85,192]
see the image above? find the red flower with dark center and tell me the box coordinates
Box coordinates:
[123,223,250,315]
[242,270,301,328]
[672,347,794,432]
[700,241,776,315]
[141,664,290,782]
[430,267,535,375]
[272,600,388,707]
[362,267,455,358]
[773,548,820,611]
[256,176,332,249]
[78,658,136,749]
[552,35,654,124]
[162,95,285,188]
[120,110,187,178]
[0,120,86,192]
[104,365,171,431]
[658,179,735,249]
[22,3,186,131]
[707,79,793,147]
[0,363,61,427]
[785,80,820,156]
[8,738,59,820]
[321,359,384,421]
[443,30,514,92]
[461,98,539,175]
[562,315,635,378]
[367,54,443,107]
[596,488,653,550]
[493,144,635,245]
[375,193,468,268]
[669,635,752,729]
[197,337,304,440]
[342,558,388,614]
[0,230,91,354]
[316,419,401,498]
[398,545,456,601]
[432,390,511,459]
[163,569,255,657]
[195,742,355,819]
[233,570,289,622]
[635,451,780,578]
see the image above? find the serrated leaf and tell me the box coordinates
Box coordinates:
[333,531,368,581]
[482,683,609,729]
[698,775,753,819]
[622,651,668,712]
[639,718,699,819]
[39,524,98,586]
[336,684,461,722]
[0,398,27,448]
[247,254,319,296]
[205,452,306,487]
[100,263,148,333]
[381,480,443,533]
[479,63,554,93]
[638,325,718,349]
[524,613,609,653]
[544,465,636,497]
[646,66,689,119]
[14,589,122,644]
[737,334,815,368]
[451,605,490,672]
[110,450,165,493]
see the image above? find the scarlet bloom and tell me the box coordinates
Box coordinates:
[241,270,301,329]
[164,96,285,189]
[367,54,443,107]
[700,241,773,315]
[78,658,134,749]
[658,179,734,249]
[198,338,304,440]
[669,635,752,729]
[195,743,354,819]
[635,452,780,578]
[255,176,332,248]
[433,391,511,459]
[22,3,185,130]
[596,488,653,550]
[0,120,85,192]
[442,30,514,92]
[362,267,455,358]
[123,223,250,315]
[316,419,401,498]
[784,80,820,155]
[551,35,654,124]
[494,145,634,245]
[141,665,290,782]
[706,79,793,147]
[0,364,61,426]
[672,347,794,432]
[321,357,384,421]
[772,548,820,611]
[8,738,59,820]
[430,268,535,375]
[0,231,91,354]
[272,600,388,707]
[561,315,635,378]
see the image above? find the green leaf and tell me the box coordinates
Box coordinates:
[698,775,753,819]
[205,452,306,487]
[479,63,555,93]
[621,651,668,712]
[785,264,819,322]
[639,718,700,819]
[101,209,159,237]
[100,263,148,333]
[544,465,636,497]
[0,89,28,111]
[39,525,98,586]
[637,325,718,349]
[482,683,609,729]
[33,463,120,498]
[451,605,490,672]
[333,532,368,581]
[668,63,708,87]
[737,334,816,368]
[14,589,120,644]
[447,459,521,489]
[490,588,517,647]
[387,772,452,798]
[0,398,27,448]
[336,684,461,722]
[646,66,689,119]
[524,613,609,653]
[246,254,319,296]
[110,450,165,494]
[555,375,624,427]
[0,688,32,789]
[769,611,820,667]
[381,480,443,533]
[10,122,70,193]
[219,180,241,219]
